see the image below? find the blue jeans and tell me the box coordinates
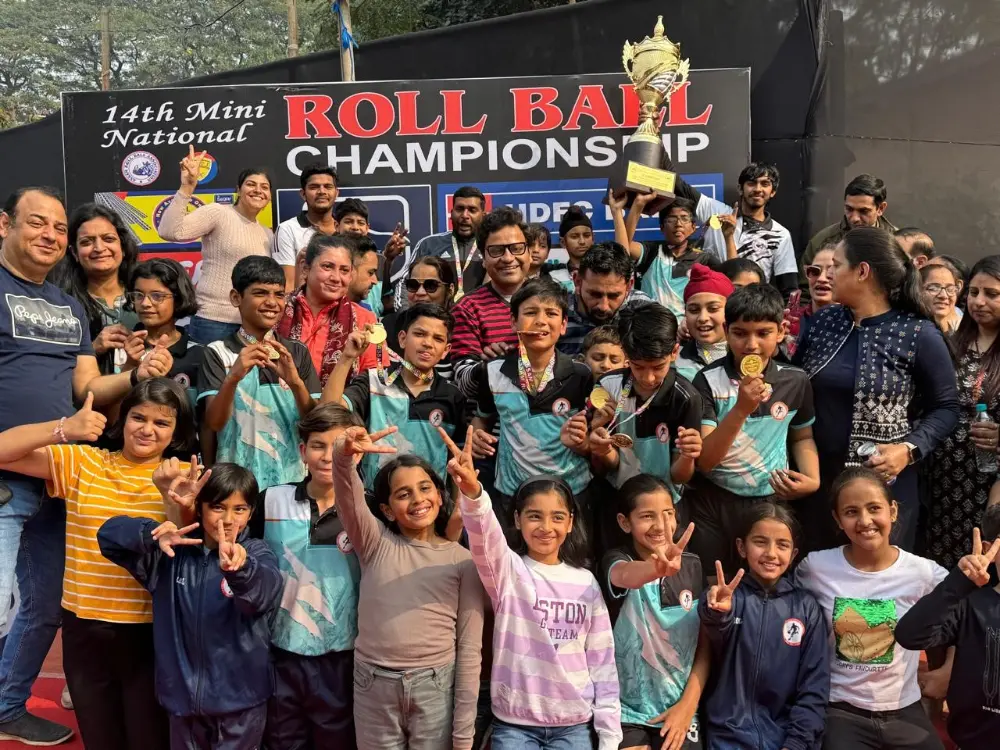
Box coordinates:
[491,719,593,750]
[0,477,65,722]
[187,316,239,346]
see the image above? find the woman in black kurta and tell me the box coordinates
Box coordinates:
[793,227,959,554]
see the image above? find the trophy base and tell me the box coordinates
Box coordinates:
[605,138,676,216]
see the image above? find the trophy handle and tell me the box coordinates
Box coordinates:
[622,42,635,78]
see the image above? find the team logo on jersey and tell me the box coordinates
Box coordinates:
[173,373,191,388]
[783,617,804,646]
[428,409,444,427]
[337,530,354,554]
[679,589,694,611]
[121,150,160,186]
[656,423,671,443]
[220,578,234,598]
[770,401,789,420]
[552,398,571,417]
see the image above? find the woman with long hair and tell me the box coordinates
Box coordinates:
[793,226,959,554]
[925,255,1000,567]
[56,204,140,374]
[158,147,273,345]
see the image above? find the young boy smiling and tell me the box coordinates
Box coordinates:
[251,403,367,749]
[199,256,321,489]
[688,284,820,576]
[675,264,734,383]
[322,302,466,492]
[471,277,593,528]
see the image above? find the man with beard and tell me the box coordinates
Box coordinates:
[557,242,650,356]
[392,186,486,310]
[798,173,896,294]
[273,164,338,292]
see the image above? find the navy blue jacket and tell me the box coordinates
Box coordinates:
[699,575,830,750]
[98,516,283,718]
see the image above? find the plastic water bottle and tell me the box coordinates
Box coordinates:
[975,403,998,474]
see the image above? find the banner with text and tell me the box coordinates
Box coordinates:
[62,71,750,280]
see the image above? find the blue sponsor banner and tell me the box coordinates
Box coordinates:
[437,174,722,247]
[276,184,434,252]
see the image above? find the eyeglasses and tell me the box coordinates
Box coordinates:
[405,278,443,294]
[485,242,528,259]
[805,264,833,279]
[127,291,173,305]
[663,216,693,226]
[924,283,959,297]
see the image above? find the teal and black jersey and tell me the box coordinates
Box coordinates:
[692,354,815,497]
[475,350,593,495]
[674,338,728,384]
[601,547,703,727]
[636,243,705,319]
[597,368,703,498]
[256,480,361,656]
[341,365,466,490]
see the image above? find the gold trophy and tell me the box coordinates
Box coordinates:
[609,15,690,215]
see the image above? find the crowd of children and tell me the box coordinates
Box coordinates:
[3,166,998,750]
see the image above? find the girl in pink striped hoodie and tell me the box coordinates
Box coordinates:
[440,426,622,750]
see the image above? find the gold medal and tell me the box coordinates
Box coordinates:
[453,290,465,303]
[740,354,764,377]
[611,433,634,449]
[368,324,387,345]
[589,386,611,410]
[266,345,280,361]
[709,215,722,231]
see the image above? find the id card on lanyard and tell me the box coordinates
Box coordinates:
[452,235,478,302]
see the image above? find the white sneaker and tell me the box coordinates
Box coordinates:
[60,685,73,711]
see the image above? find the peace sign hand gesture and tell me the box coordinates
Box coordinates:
[438,425,481,498]
[335,426,398,466]
[217,519,247,572]
[179,145,206,190]
[706,561,744,613]
[650,522,695,579]
[957,527,1000,587]
[151,521,202,558]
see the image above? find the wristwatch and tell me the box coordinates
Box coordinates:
[903,442,920,465]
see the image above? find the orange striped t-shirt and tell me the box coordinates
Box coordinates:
[46,445,185,624]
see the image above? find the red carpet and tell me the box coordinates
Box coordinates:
[0,678,82,749]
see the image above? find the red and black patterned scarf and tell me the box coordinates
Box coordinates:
[277,289,358,384]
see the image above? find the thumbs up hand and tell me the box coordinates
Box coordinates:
[63,393,108,443]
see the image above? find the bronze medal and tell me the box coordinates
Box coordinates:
[611,433,634,449]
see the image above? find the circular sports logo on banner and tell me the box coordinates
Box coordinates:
[121,151,160,186]
[196,152,219,185]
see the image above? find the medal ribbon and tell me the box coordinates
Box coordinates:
[608,377,657,433]
[452,235,478,298]
[378,356,434,387]
[237,327,276,348]
[517,344,555,396]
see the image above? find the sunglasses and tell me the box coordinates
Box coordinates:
[805,264,833,279]
[405,278,443,294]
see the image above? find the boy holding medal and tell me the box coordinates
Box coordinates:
[589,301,704,515]
[322,302,467,494]
[199,256,322,489]
[470,277,594,533]
[687,284,819,577]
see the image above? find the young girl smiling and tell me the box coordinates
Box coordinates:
[332,426,484,750]
[0,378,195,750]
[441,425,622,750]
[699,503,829,750]
[796,468,947,750]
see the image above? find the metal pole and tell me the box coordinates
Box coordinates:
[287,0,299,57]
[100,7,111,91]
[339,0,355,82]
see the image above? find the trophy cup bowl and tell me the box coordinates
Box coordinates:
[607,16,690,216]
